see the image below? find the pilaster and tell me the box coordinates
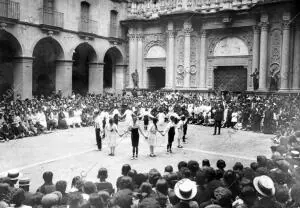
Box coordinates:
[292,21,300,90]
[280,12,291,91]
[89,63,104,94]
[258,15,269,91]
[56,60,73,97]
[13,57,34,100]
[136,33,144,88]
[252,25,260,90]
[128,28,137,88]
[166,21,175,89]
[183,20,193,88]
[199,30,207,89]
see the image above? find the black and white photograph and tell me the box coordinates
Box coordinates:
[0,0,300,207]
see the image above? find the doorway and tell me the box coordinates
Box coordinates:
[214,66,247,92]
[148,67,165,89]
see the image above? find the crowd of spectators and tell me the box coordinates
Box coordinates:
[1,140,300,208]
[1,90,299,142]
[1,90,300,207]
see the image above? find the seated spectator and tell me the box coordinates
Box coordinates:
[68,192,84,208]
[36,172,55,195]
[174,178,198,208]
[55,180,69,205]
[11,188,31,208]
[95,168,114,195]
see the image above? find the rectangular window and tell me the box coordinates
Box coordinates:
[110,10,118,37]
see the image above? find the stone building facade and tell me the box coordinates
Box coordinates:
[0,0,128,99]
[123,0,300,93]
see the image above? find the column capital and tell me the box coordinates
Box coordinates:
[127,33,136,40]
[259,22,269,31]
[166,30,175,38]
[184,28,193,37]
[282,20,290,30]
[200,30,207,38]
[253,25,260,34]
[136,33,144,40]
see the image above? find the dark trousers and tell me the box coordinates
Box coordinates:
[95,128,102,150]
[214,121,222,135]
[183,125,187,142]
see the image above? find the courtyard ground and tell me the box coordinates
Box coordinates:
[0,122,273,191]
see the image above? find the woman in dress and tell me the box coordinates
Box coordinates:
[147,117,163,157]
[105,118,121,156]
[122,115,147,160]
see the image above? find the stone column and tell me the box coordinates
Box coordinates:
[252,26,260,88]
[183,20,193,88]
[136,33,144,88]
[89,63,104,94]
[199,30,207,89]
[128,28,136,88]
[13,57,33,100]
[258,21,269,91]
[280,18,291,90]
[166,21,175,89]
[56,60,73,97]
[115,64,127,92]
[293,22,300,90]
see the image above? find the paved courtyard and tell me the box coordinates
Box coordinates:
[0,122,273,191]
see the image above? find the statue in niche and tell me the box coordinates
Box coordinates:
[250,68,259,90]
[269,64,280,91]
[131,69,139,89]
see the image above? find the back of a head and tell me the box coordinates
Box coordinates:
[68,192,84,207]
[97,168,108,180]
[148,169,161,186]
[155,179,168,195]
[138,197,160,208]
[216,159,226,170]
[55,180,67,194]
[140,182,152,196]
[43,171,53,183]
[12,188,25,207]
[178,161,188,171]
[164,165,173,173]
[89,193,103,208]
[83,181,96,194]
[111,189,133,208]
[202,159,211,167]
[121,164,131,176]
[119,176,133,190]
[187,160,200,174]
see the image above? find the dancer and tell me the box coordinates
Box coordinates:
[105,118,122,156]
[112,106,121,126]
[182,115,188,144]
[157,110,166,128]
[122,115,147,160]
[94,111,102,151]
[121,106,134,126]
[177,116,184,148]
[162,116,176,153]
[147,117,163,157]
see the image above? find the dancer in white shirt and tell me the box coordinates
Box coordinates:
[105,118,122,156]
[147,117,163,157]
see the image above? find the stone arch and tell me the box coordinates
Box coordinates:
[103,46,125,91]
[213,37,249,57]
[0,30,23,99]
[30,36,65,60]
[32,37,65,96]
[72,42,98,95]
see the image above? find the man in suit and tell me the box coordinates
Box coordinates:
[213,104,224,135]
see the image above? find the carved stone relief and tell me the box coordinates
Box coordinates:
[176,33,185,87]
[144,33,166,57]
[190,35,198,87]
[208,28,253,57]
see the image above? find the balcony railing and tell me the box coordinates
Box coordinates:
[0,0,20,20]
[39,8,64,28]
[78,18,98,35]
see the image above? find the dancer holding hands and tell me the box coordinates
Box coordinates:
[162,116,176,153]
[147,117,163,157]
[105,118,122,156]
[121,115,147,160]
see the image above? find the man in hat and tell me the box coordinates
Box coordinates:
[18,178,35,206]
[212,104,224,135]
[173,178,198,208]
